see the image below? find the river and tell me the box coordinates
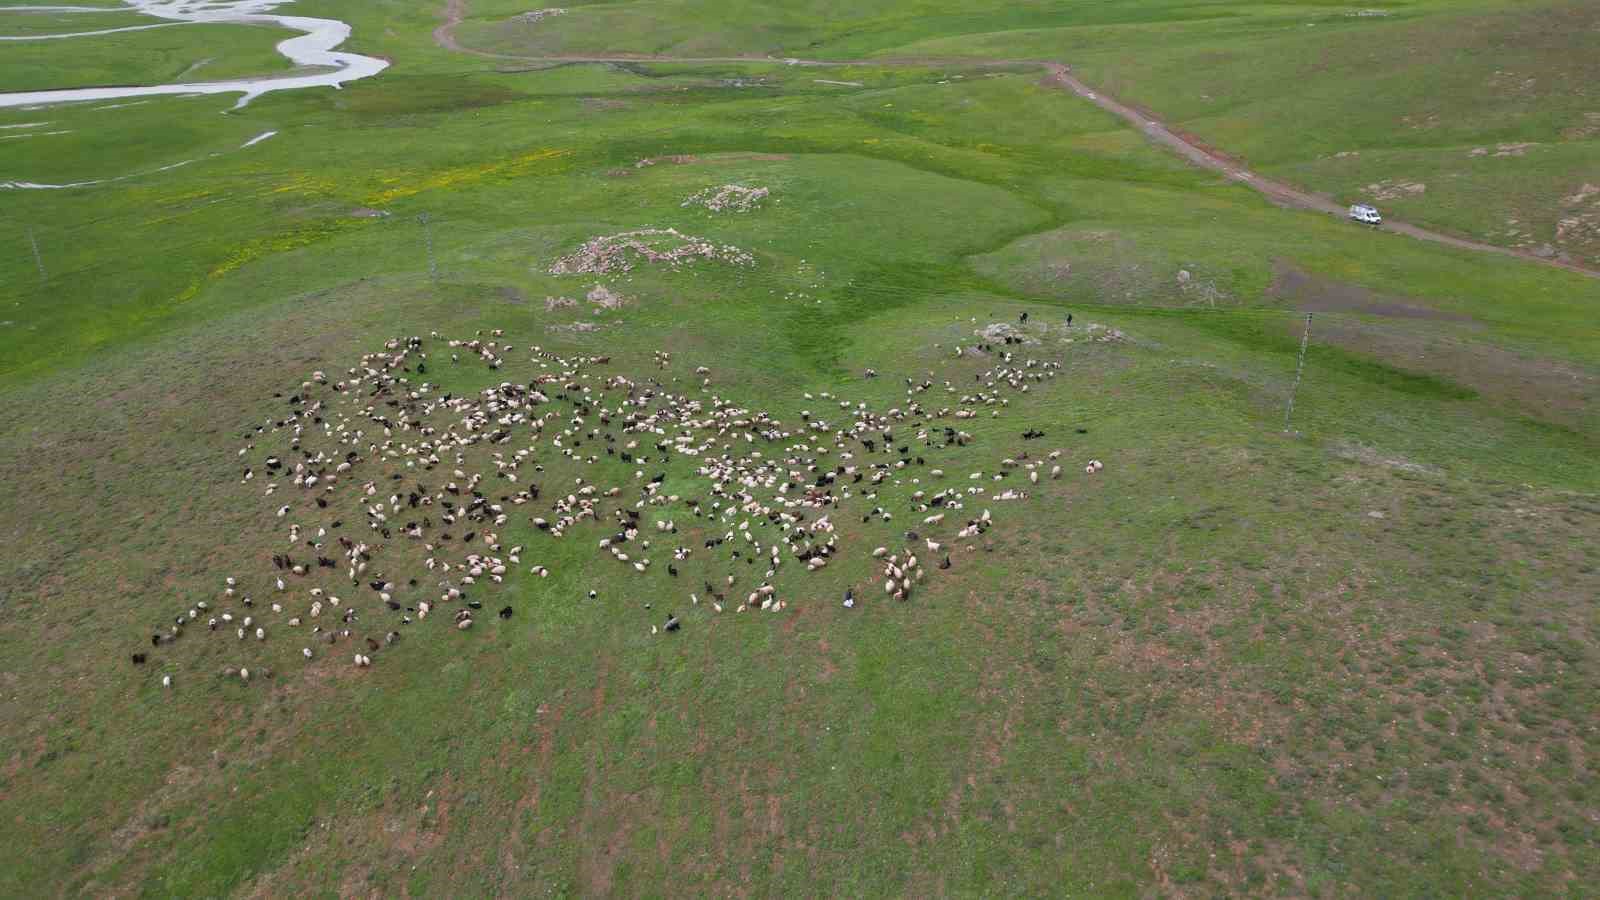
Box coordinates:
[0,0,388,109]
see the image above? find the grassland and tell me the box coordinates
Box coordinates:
[885,0,1600,269]
[0,17,300,92]
[0,0,1596,895]
[454,0,1600,267]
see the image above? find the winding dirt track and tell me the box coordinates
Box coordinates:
[433,0,1598,280]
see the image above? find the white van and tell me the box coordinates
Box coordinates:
[1349,203,1382,225]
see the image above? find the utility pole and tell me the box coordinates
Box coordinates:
[418,212,437,283]
[1283,312,1312,432]
[26,226,45,282]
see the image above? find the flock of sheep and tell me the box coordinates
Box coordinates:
[138,322,1104,686]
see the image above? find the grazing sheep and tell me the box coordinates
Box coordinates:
[164,329,1055,674]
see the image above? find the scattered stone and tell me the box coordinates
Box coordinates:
[975,322,1035,343]
[1561,183,1599,206]
[513,7,565,25]
[1364,180,1426,201]
[681,184,770,213]
[586,284,626,309]
[549,228,755,275]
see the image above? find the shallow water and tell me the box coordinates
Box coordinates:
[0,0,388,109]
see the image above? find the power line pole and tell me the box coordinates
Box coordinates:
[417,212,438,283]
[26,226,46,281]
[1283,312,1312,432]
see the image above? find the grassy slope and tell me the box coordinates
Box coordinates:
[0,0,1596,895]
[0,11,155,36]
[464,0,1600,266]
[890,0,1600,268]
[0,21,301,92]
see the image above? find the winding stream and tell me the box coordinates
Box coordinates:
[0,0,388,109]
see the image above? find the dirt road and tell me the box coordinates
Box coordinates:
[1038,64,1598,279]
[431,2,1597,280]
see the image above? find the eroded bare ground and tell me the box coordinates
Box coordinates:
[1315,319,1595,425]
[1268,261,1480,324]
[1265,262,1598,430]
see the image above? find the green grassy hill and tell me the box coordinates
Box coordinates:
[0,1,1595,895]
[0,16,301,92]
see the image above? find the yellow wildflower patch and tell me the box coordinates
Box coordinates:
[272,172,342,197]
[174,218,366,304]
[366,147,574,205]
